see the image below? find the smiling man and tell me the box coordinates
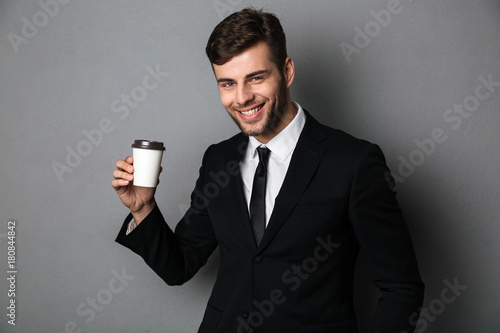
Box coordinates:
[113,8,424,333]
[214,41,295,143]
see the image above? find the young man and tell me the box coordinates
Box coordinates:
[112,8,424,333]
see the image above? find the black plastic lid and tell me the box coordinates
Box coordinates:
[131,140,165,150]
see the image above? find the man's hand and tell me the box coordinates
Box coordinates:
[111,156,161,224]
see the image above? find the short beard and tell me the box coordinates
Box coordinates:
[230,79,288,138]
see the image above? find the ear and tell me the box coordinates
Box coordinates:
[283,57,295,88]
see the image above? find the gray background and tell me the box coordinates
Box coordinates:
[1,0,499,332]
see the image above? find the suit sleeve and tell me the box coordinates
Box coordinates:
[348,144,424,332]
[115,146,219,286]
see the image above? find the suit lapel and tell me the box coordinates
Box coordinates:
[224,135,258,247]
[259,111,326,250]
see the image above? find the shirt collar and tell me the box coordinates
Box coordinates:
[248,102,306,161]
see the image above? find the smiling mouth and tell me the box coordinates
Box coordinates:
[238,103,265,116]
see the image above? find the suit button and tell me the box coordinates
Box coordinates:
[254,256,263,263]
[242,311,249,318]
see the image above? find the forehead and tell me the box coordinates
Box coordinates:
[213,42,276,79]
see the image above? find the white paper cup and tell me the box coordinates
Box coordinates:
[131,140,165,187]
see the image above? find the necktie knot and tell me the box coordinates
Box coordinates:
[256,146,271,168]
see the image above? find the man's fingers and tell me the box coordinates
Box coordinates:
[116,159,134,173]
[111,178,130,189]
[113,170,134,181]
[112,157,134,191]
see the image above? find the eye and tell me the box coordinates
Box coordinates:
[251,77,261,82]
[223,82,235,88]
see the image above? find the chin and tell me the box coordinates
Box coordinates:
[240,124,266,137]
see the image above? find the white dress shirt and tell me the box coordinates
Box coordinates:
[240,102,306,226]
[127,102,306,234]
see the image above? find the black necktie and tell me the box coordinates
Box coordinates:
[250,147,271,246]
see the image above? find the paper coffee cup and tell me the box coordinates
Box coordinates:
[131,140,165,187]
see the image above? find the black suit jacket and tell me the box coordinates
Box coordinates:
[116,111,424,333]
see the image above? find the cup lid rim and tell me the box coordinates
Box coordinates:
[131,140,165,150]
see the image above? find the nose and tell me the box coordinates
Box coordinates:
[236,83,254,106]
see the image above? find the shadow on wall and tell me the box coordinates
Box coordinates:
[290,24,382,331]
[288,17,473,332]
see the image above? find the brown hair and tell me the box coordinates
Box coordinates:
[206,8,287,71]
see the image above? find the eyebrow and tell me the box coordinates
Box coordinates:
[216,69,270,84]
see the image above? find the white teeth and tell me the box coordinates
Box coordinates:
[240,105,262,116]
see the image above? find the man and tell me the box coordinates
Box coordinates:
[112,8,424,333]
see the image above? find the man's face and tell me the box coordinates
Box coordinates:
[213,42,293,143]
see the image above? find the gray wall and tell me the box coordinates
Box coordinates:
[1,0,499,332]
